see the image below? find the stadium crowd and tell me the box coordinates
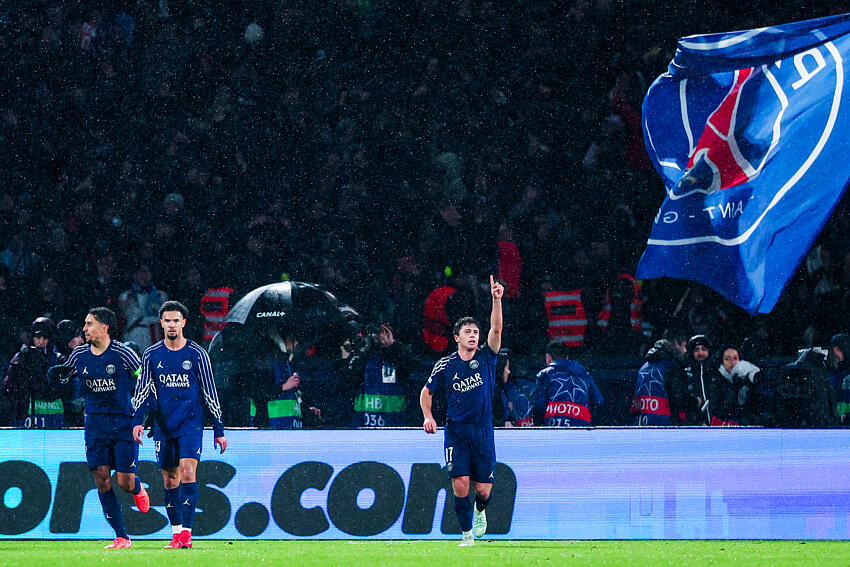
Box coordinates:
[2,1,850,428]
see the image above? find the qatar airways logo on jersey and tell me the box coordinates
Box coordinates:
[158,373,191,388]
[452,372,483,393]
[86,378,116,392]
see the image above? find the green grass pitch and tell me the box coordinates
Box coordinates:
[1,540,849,566]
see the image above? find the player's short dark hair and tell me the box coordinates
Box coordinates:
[89,307,117,336]
[545,340,570,360]
[453,316,480,336]
[159,300,189,320]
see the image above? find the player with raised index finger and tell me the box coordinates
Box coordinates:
[421,274,503,546]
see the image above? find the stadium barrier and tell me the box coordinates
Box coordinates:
[1,428,848,540]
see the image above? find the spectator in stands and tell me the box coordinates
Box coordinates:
[1,233,41,282]
[595,271,646,357]
[712,345,762,426]
[87,253,121,312]
[118,263,168,351]
[29,274,67,322]
[0,265,20,359]
[682,335,715,425]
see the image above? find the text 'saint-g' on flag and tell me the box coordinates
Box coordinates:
[636,13,850,314]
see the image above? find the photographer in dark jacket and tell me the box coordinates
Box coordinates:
[2,317,67,428]
[337,323,417,428]
[775,347,837,428]
[632,329,691,426]
[248,331,323,429]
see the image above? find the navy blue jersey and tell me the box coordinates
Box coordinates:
[66,340,141,440]
[133,340,224,439]
[534,359,603,426]
[426,345,498,426]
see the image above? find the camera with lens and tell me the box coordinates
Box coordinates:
[18,343,44,373]
[342,322,380,355]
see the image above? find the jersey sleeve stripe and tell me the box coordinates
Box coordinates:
[190,342,223,423]
[113,341,142,371]
[428,354,454,380]
[131,349,156,411]
[66,345,87,367]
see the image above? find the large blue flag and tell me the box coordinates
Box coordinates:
[637,14,850,314]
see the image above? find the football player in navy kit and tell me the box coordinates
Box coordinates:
[132,301,227,549]
[64,307,151,549]
[421,275,503,546]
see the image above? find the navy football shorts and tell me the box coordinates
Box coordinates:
[155,431,203,469]
[86,438,139,473]
[443,422,496,483]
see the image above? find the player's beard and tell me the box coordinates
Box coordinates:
[167,330,180,340]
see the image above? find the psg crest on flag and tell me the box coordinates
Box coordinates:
[637,14,850,314]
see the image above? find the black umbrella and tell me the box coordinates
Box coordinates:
[209,281,361,375]
[224,281,358,340]
[208,282,361,426]
[226,282,294,325]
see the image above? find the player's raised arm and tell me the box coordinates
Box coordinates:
[487,274,504,353]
